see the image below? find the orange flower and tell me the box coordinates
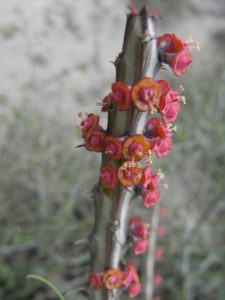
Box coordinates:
[123,135,149,161]
[103,269,123,290]
[85,130,104,152]
[131,77,162,112]
[117,161,142,187]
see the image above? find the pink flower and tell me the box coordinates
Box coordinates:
[143,190,160,208]
[100,165,117,189]
[157,33,192,77]
[171,48,192,76]
[155,248,164,260]
[134,239,148,255]
[159,208,167,218]
[154,275,163,286]
[89,272,102,290]
[129,217,142,226]
[156,137,173,158]
[141,166,152,189]
[128,282,141,298]
[157,226,165,237]
[159,89,180,123]
[123,262,141,298]
[131,223,148,240]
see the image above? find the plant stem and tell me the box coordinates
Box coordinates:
[143,204,160,300]
[89,7,159,300]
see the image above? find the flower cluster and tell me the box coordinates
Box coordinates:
[89,262,141,298]
[78,77,185,201]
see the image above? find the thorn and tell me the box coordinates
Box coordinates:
[75,143,85,148]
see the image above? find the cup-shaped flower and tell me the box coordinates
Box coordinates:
[85,130,104,152]
[128,282,141,298]
[159,89,180,123]
[118,161,142,187]
[111,81,131,111]
[104,136,123,160]
[89,272,102,290]
[145,118,168,139]
[80,113,99,138]
[134,239,148,255]
[131,77,162,112]
[123,135,149,161]
[155,137,173,158]
[130,221,148,240]
[158,33,192,76]
[143,190,160,208]
[103,269,123,290]
[123,262,141,298]
[100,165,117,189]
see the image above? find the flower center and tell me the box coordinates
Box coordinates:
[112,90,125,103]
[138,87,154,104]
[105,142,117,154]
[90,136,101,147]
[82,117,93,130]
[129,142,143,156]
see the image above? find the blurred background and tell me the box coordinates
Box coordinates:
[0,0,225,299]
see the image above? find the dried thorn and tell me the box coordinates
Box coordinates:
[75,143,85,148]
[139,4,149,16]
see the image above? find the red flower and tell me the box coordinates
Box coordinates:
[100,165,117,189]
[79,113,99,138]
[89,272,102,290]
[123,135,149,161]
[131,223,148,240]
[134,239,148,255]
[143,190,160,208]
[104,136,123,160]
[101,93,111,112]
[85,130,104,152]
[131,77,162,112]
[118,161,142,187]
[111,81,131,111]
[145,118,168,139]
[158,34,192,76]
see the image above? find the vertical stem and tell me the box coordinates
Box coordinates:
[89,7,159,300]
[144,204,160,300]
